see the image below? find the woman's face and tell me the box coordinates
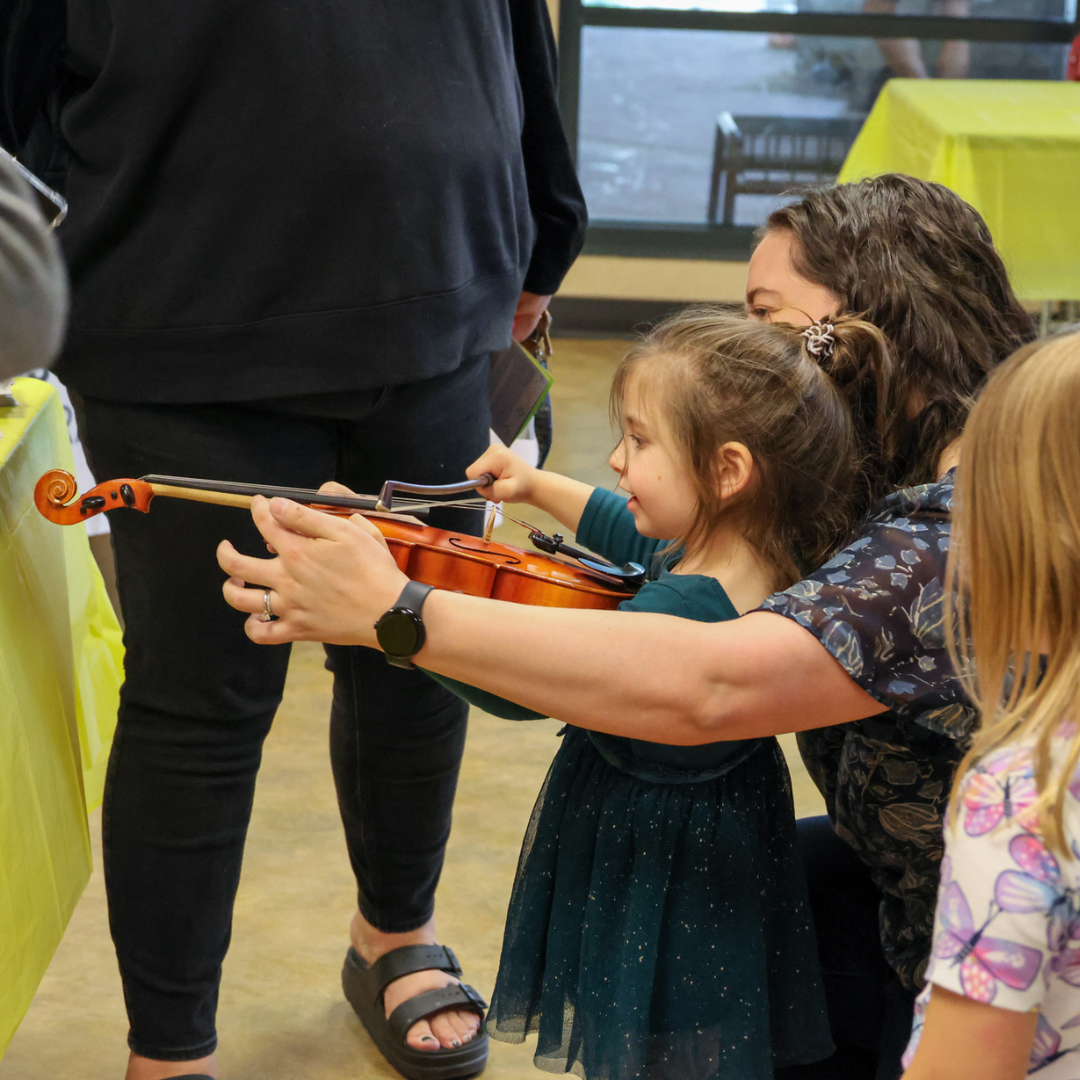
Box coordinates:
[745,228,841,327]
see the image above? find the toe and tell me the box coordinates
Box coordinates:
[448,1007,480,1045]
[457,1009,481,1043]
[428,1010,466,1048]
[406,1019,441,1052]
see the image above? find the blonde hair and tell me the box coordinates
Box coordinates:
[610,309,888,588]
[947,329,1080,855]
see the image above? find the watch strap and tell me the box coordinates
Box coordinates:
[395,580,434,615]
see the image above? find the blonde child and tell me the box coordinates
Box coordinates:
[901,329,1080,1080]
[423,310,889,1079]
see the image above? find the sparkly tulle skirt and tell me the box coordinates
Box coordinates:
[486,727,832,1080]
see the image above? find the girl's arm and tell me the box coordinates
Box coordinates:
[902,988,1035,1080]
[218,497,885,744]
[469,445,594,534]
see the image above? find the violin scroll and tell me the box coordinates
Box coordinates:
[34,469,152,525]
[37,468,79,513]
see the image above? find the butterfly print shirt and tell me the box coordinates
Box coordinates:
[904,741,1080,1076]
[761,472,969,989]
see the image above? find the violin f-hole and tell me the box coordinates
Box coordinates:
[447,536,522,565]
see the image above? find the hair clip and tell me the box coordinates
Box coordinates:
[801,320,836,361]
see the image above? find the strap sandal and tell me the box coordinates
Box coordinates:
[342,944,489,1080]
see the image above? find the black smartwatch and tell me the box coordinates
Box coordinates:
[374,580,435,669]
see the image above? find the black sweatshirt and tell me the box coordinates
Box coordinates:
[40,1,586,403]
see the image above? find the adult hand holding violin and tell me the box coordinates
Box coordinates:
[217,472,638,647]
[218,486,407,647]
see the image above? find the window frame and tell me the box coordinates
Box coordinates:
[558,0,1080,260]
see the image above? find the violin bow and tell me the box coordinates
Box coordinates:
[34,470,495,526]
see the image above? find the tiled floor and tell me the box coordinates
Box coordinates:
[0,339,824,1080]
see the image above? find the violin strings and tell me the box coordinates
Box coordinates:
[376,496,490,515]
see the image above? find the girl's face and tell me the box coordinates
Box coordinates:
[745,228,841,326]
[609,372,699,540]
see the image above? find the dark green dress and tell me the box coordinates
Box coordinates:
[428,490,832,1079]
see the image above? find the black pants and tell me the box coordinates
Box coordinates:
[774,817,917,1080]
[75,355,491,1061]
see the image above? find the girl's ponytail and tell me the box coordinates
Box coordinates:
[800,314,897,512]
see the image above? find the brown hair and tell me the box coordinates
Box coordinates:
[766,174,1035,499]
[947,329,1080,855]
[611,309,885,588]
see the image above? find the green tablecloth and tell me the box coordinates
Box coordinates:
[839,80,1080,301]
[0,377,123,1056]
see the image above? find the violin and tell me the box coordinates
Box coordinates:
[35,469,645,611]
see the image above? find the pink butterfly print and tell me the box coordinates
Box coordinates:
[1029,1013,1080,1072]
[1051,945,1080,987]
[935,881,1043,1003]
[963,762,1037,836]
[996,834,1080,952]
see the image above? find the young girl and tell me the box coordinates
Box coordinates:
[425,309,889,1079]
[901,329,1080,1080]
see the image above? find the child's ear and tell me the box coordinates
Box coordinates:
[716,442,755,501]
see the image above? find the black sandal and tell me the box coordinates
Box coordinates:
[342,944,489,1080]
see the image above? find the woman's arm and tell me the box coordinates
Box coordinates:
[902,988,1036,1080]
[218,497,885,744]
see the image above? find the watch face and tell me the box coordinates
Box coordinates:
[377,610,423,658]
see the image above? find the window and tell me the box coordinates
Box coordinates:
[558,0,1078,258]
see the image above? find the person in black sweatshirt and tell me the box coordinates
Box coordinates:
[5,3,585,1078]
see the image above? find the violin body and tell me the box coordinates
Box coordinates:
[35,469,636,611]
[373,516,634,610]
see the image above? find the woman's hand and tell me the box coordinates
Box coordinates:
[217,494,409,646]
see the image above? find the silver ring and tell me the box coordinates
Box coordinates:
[261,589,274,622]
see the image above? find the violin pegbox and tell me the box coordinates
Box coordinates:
[35,468,153,525]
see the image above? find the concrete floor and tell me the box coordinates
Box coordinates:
[0,339,824,1080]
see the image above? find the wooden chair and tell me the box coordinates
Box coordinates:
[707,112,864,226]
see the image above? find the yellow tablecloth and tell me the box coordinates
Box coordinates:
[0,377,123,1055]
[839,80,1080,301]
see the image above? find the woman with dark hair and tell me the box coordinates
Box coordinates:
[219,175,1035,1080]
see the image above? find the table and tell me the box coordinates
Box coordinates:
[0,377,123,1055]
[839,80,1080,302]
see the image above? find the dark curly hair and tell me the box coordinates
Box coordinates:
[766,174,1036,498]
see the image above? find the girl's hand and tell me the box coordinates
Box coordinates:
[470,445,596,535]
[217,495,408,646]
[468,445,540,506]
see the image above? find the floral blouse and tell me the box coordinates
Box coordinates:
[903,740,1080,1077]
[760,472,970,989]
